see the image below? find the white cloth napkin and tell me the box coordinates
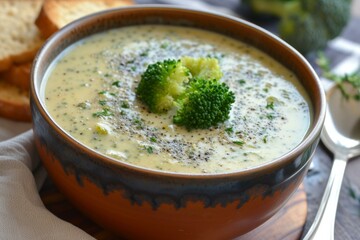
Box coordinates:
[0,126,94,240]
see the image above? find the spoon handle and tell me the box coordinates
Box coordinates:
[303,154,348,240]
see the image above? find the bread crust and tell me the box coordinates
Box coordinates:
[0,0,44,72]
[35,3,59,39]
[35,0,133,38]
[0,58,12,73]
[0,80,31,122]
[0,62,32,91]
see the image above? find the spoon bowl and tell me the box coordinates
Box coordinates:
[322,83,360,156]
[304,83,360,240]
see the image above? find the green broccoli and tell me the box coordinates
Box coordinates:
[173,78,235,129]
[137,57,235,129]
[244,0,351,54]
[181,56,223,80]
[136,59,190,113]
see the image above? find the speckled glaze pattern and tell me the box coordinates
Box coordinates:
[31,5,326,240]
[32,111,317,209]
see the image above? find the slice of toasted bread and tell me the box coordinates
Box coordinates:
[0,0,44,72]
[35,0,133,38]
[0,62,32,91]
[0,80,31,122]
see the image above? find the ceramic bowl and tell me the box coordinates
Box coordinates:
[31,5,326,240]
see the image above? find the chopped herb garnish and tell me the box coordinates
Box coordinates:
[77,102,91,109]
[263,136,268,143]
[93,108,113,118]
[263,88,269,93]
[121,101,129,108]
[98,100,107,106]
[150,136,157,142]
[317,52,360,101]
[133,118,144,129]
[266,114,274,120]
[99,90,116,96]
[206,53,225,60]
[140,51,149,57]
[347,186,360,215]
[225,127,234,134]
[104,73,112,78]
[281,89,290,100]
[145,146,153,154]
[349,187,357,200]
[233,141,245,146]
[112,81,121,87]
[131,66,137,71]
[266,102,274,110]
[238,79,246,85]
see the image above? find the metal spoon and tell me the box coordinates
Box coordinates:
[304,83,360,240]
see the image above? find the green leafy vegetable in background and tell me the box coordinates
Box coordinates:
[244,0,351,55]
[317,52,360,101]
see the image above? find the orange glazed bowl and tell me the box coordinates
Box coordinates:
[31,5,326,240]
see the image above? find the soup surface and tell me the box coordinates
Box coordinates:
[44,25,311,174]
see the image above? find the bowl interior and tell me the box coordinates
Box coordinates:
[32,5,326,177]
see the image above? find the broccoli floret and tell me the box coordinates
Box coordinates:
[136,59,190,113]
[173,78,235,129]
[181,56,222,80]
[244,0,351,54]
[137,57,235,130]
[280,13,328,54]
[302,0,351,39]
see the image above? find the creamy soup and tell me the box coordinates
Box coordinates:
[43,25,311,174]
